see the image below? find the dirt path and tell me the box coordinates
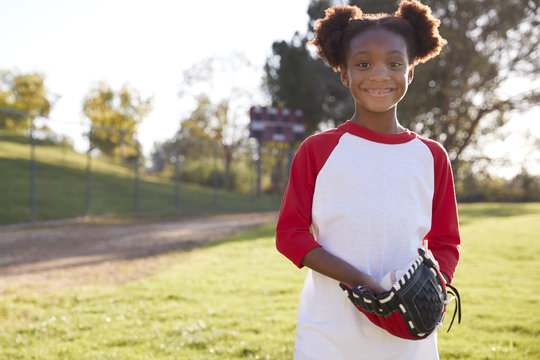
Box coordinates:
[0,212,277,295]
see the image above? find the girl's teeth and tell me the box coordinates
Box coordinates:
[368,89,392,95]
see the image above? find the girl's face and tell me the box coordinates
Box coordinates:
[341,28,414,116]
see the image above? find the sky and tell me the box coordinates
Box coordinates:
[0,0,310,152]
[0,0,538,177]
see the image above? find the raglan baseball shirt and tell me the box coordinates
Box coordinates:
[276,120,460,360]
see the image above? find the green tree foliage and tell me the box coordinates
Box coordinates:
[0,70,52,131]
[177,54,252,149]
[264,0,540,165]
[178,95,239,149]
[176,94,245,190]
[398,0,540,165]
[264,32,353,135]
[151,54,255,190]
[151,53,295,194]
[456,166,540,202]
[82,82,152,163]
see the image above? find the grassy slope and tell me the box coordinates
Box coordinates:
[0,203,539,359]
[0,134,280,224]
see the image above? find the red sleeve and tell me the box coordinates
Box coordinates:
[420,138,461,283]
[276,130,343,268]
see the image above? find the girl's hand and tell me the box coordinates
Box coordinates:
[362,277,387,296]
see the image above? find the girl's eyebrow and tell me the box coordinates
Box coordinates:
[351,50,406,57]
[387,50,406,57]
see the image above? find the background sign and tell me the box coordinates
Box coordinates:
[249,106,306,142]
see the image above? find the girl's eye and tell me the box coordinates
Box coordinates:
[389,61,402,68]
[356,62,370,68]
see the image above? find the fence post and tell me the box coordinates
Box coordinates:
[251,143,256,209]
[212,143,218,209]
[174,136,180,213]
[29,120,36,223]
[257,142,262,197]
[134,150,140,215]
[85,127,93,218]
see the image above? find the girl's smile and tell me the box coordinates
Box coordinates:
[364,88,396,97]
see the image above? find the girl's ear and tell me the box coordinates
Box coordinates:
[340,67,349,88]
[408,65,415,84]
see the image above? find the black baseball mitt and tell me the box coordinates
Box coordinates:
[339,248,461,340]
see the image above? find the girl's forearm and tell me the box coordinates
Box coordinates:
[301,247,386,294]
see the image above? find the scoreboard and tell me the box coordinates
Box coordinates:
[249,106,306,142]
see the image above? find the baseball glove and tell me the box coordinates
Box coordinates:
[339,248,461,340]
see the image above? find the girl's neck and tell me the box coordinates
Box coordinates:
[350,108,405,134]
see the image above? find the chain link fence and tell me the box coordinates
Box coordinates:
[0,107,293,226]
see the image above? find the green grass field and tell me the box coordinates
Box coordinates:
[0,202,539,359]
[0,132,281,225]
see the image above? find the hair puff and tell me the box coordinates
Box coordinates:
[395,0,447,64]
[309,5,363,71]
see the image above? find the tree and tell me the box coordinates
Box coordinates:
[264,0,540,167]
[264,32,353,135]
[82,82,152,164]
[176,94,247,190]
[174,53,256,190]
[398,0,540,166]
[0,70,53,131]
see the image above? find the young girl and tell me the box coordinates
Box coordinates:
[275,1,460,359]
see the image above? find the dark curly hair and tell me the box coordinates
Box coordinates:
[309,0,447,71]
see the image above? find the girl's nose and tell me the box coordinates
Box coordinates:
[369,66,390,81]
